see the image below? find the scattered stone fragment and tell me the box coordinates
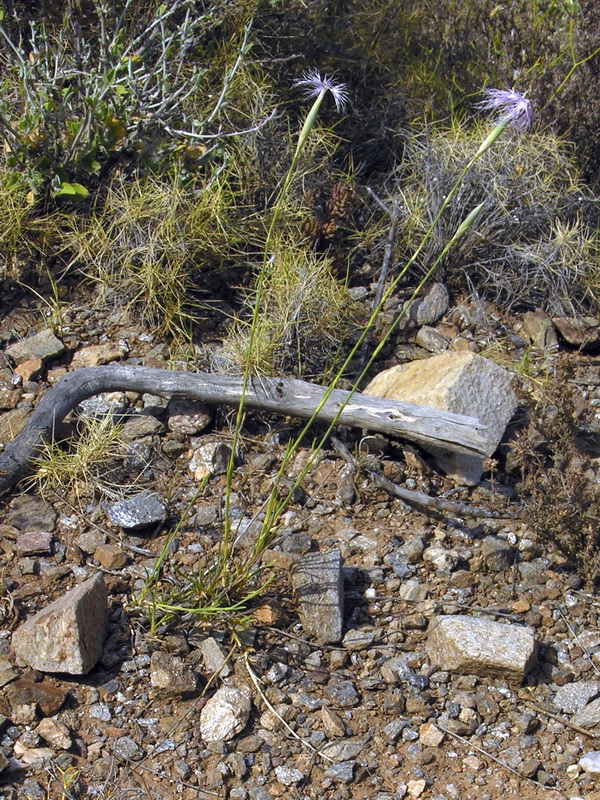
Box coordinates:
[552,316,600,349]
[342,628,376,651]
[16,531,53,555]
[5,679,68,716]
[35,718,72,750]
[323,680,359,708]
[113,736,144,762]
[13,745,56,765]
[571,697,600,729]
[0,382,20,410]
[6,329,65,365]
[150,651,198,698]
[364,351,517,484]
[188,439,231,480]
[321,706,346,737]
[419,721,445,747]
[407,778,427,798]
[415,326,449,353]
[15,357,44,382]
[200,684,251,743]
[423,546,459,571]
[519,310,558,352]
[579,751,600,777]
[0,406,31,444]
[121,414,164,439]
[426,615,537,681]
[94,543,127,570]
[7,495,57,532]
[275,765,304,786]
[554,681,600,714]
[481,535,515,571]
[410,283,450,326]
[321,740,363,762]
[291,548,344,644]
[78,391,128,418]
[107,491,167,531]
[324,760,355,783]
[12,574,108,674]
[199,637,233,678]
[167,400,213,435]
[71,342,127,369]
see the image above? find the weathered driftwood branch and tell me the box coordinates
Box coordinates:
[0,365,489,496]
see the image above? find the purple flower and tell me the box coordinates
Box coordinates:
[293,70,349,112]
[475,88,533,131]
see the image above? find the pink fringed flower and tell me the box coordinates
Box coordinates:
[293,70,349,112]
[475,88,533,130]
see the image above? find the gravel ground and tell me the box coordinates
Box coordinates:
[2,285,600,800]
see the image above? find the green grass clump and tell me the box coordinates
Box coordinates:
[61,170,244,337]
[32,414,127,500]
[389,120,599,314]
[215,238,357,379]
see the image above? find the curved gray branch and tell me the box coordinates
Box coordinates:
[0,365,488,496]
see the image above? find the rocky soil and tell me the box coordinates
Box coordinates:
[2,280,600,800]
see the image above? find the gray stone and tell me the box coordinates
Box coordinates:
[12,574,108,674]
[199,637,233,678]
[113,736,144,762]
[189,439,231,480]
[364,352,517,484]
[410,283,450,326]
[554,681,600,714]
[78,392,128,418]
[121,414,164,439]
[426,615,537,681]
[481,535,515,571]
[324,760,356,783]
[150,651,197,698]
[323,680,359,707]
[292,548,344,644]
[571,697,600,729]
[275,765,304,786]
[107,491,166,530]
[167,400,213,435]
[342,628,376,651]
[321,740,363,762]
[579,750,600,777]
[415,326,449,353]
[6,329,65,365]
[200,684,251,742]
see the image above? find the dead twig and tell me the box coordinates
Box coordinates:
[331,436,507,520]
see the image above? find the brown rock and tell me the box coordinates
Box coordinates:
[16,531,53,555]
[553,316,600,349]
[5,679,68,716]
[0,406,31,445]
[15,357,44,382]
[70,342,127,369]
[94,544,127,570]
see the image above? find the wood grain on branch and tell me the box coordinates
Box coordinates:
[0,365,489,495]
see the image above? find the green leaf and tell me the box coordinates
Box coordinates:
[55,182,90,199]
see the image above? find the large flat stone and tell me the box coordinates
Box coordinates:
[12,574,108,674]
[364,352,517,484]
[291,548,344,644]
[426,615,537,682]
[6,330,65,365]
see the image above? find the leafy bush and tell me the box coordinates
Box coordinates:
[0,0,263,199]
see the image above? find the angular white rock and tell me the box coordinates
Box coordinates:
[200,684,251,743]
[426,615,537,682]
[580,751,600,777]
[12,574,108,674]
[364,352,517,484]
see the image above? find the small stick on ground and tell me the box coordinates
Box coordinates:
[523,700,600,741]
[331,436,508,520]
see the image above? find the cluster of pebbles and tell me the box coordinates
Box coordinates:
[1,283,600,799]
